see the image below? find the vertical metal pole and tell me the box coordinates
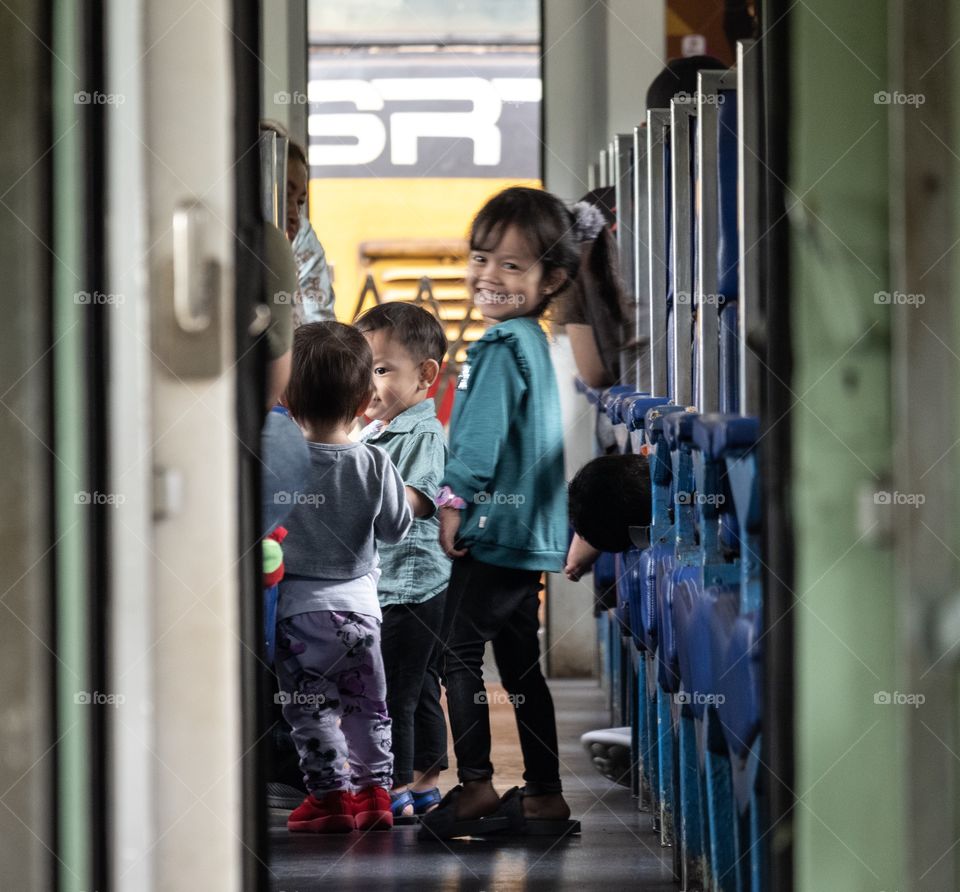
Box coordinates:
[633,125,650,392]
[695,72,722,412]
[614,133,637,387]
[274,134,289,234]
[647,110,670,398]
[614,134,635,303]
[671,99,696,407]
[737,41,762,417]
[259,129,278,225]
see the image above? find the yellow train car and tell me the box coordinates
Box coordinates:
[311,176,539,325]
[305,43,543,329]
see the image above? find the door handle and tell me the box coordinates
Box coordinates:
[154,199,223,377]
[173,202,215,333]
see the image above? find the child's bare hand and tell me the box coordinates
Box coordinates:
[439,507,468,558]
[564,533,601,582]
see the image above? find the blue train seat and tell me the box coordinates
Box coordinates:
[713,607,762,766]
[659,408,703,698]
[691,410,762,892]
[611,396,671,650]
[626,394,671,453]
[692,414,762,790]
[638,405,687,656]
[615,547,642,638]
[602,386,638,453]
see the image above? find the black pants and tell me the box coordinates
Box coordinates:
[441,556,562,795]
[380,591,449,786]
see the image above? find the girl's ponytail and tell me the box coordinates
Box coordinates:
[553,189,633,385]
[570,201,608,245]
[579,220,627,330]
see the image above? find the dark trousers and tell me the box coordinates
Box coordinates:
[381,591,449,786]
[440,556,562,795]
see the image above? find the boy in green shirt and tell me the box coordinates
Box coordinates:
[356,303,452,819]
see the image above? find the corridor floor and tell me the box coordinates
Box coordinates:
[268,678,677,891]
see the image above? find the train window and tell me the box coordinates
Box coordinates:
[302,0,542,417]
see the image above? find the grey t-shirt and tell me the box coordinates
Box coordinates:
[280,440,413,582]
[279,570,382,621]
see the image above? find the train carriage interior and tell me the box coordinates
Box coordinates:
[2,0,960,890]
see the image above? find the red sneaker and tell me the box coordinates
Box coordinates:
[287,790,355,833]
[351,785,393,831]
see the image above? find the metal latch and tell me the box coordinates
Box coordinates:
[154,200,223,377]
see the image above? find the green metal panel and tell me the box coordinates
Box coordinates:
[53,0,92,888]
[790,2,902,889]
[0,1,57,888]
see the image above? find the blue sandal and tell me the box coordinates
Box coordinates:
[411,787,442,815]
[390,789,418,824]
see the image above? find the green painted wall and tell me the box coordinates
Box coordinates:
[790,2,902,890]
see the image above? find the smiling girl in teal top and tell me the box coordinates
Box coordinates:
[422,187,587,842]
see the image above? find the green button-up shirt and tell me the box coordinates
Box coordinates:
[361,399,451,605]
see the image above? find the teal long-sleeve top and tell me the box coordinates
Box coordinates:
[442,317,568,572]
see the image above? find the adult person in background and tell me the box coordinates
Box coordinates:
[259,216,314,810]
[285,140,336,324]
[556,188,630,583]
[555,185,628,390]
[260,120,336,324]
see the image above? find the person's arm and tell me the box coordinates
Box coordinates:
[567,323,615,389]
[374,451,414,544]
[266,349,292,411]
[564,532,601,582]
[293,220,336,323]
[442,341,526,501]
[405,485,434,518]
[262,222,298,409]
[439,506,468,559]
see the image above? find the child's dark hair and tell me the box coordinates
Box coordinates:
[645,55,727,111]
[288,139,308,171]
[470,186,582,315]
[354,302,448,364]
[285,322,373,425]
[573,186,628,331]
[569,454,652,553]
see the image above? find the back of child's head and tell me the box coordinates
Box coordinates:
[569,454,652,553]
[645,55,727,110]
[286,321,372,426]
[470,186,582,313]
[354,302,447,365]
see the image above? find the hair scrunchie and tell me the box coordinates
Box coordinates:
[570,201,608,244]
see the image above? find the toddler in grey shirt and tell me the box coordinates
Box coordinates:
[276,321,412,835]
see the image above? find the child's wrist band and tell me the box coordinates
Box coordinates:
[435,485,467,509]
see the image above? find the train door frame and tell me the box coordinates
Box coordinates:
[236,1,269,887]
[1,3,59,890]
[106,0,266,887]
[760,1,796,889]
[890,0,960,886]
